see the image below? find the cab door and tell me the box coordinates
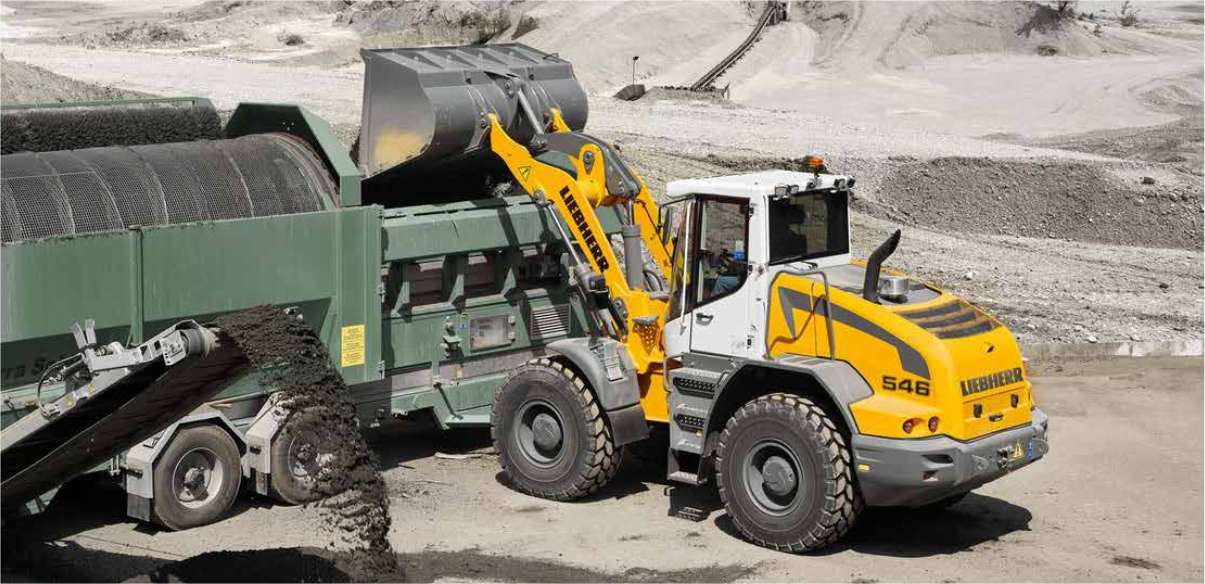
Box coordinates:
[686,197,754,357]
[663,200,693,359]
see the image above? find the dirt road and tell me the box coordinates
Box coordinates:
[4,356,1201,582]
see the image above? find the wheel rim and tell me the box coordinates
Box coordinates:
[514,399,566,468]
[287,428,325,482]
[742,439,806,516]
[172,447,224,509]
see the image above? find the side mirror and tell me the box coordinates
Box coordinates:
[658,207,677,245]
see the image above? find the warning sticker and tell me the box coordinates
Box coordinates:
[340,324,366,368]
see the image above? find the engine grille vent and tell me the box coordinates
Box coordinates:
[529,304,570,341]
[898,300,999,340]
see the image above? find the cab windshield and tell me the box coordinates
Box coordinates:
[768,190,849,264]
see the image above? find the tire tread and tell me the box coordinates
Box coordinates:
[716,393,861,552]
[491,357,622,501]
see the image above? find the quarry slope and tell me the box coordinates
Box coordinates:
[1,0,1200,345]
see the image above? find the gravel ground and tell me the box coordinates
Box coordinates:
[1,4,1202,583]
[882,157,1202,250]
[3,356,1201,582]
[0,55,150,103]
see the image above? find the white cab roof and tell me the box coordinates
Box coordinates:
[666,170,853,199]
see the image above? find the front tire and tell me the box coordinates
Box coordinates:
[153,424,242,530]
[491,358,622,500]
[717,393,861,552]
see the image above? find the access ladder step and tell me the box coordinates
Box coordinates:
[668,470,703,486]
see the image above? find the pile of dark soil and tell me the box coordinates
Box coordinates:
[399,549,757,583]
[215,306,402,582]
[882,157,1202,249]
[133,548,352,583]
[131,546,757,583]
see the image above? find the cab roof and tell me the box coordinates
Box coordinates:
[666,170,853,200]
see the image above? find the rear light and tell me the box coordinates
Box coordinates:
[1011,394,1020,408]
[973,404,983,418]
[928,417,940,432]
[902,419,916,434]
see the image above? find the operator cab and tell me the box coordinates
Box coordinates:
[661,168,937,359]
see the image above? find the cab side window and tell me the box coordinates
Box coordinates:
[667,202,690,322]
[693,198,749,307]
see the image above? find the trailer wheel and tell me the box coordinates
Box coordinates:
[270,408,328,505]
[491,358,622,500]
[717,393,861,552]
[153,424,242,530]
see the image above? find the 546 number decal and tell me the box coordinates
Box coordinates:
[882,375,930,396]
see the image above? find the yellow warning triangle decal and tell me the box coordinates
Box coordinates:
[519,166,532,181]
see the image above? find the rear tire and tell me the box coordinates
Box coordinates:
[717,393,860,552]
[270,407,328,505]
[491,358,622,500]
[153,424,242,530]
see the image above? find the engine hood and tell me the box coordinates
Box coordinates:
[765,266,1032,441]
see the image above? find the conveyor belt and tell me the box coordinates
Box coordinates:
[690,1,784,91]
[1,327,249,510]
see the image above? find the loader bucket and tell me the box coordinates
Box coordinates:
[359,43,588,204]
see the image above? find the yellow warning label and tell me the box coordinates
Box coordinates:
[340,324,366,368]
[519,166,532,181]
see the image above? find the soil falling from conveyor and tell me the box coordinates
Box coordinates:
[215,306,403,582]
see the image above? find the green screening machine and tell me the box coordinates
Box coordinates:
[0,44,613,529]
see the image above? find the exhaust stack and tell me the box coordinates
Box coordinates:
[863,229,901,304]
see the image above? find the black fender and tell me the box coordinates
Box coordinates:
[701,355,873,455]
[545,337,650,446]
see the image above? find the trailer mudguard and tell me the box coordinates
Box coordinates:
[545,337,650,445]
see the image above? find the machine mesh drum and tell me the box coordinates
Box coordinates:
[1,101,223,155]
[1,133,337,242]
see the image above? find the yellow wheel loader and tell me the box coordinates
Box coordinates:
[371,45,1050,552]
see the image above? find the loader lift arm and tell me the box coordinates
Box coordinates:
[486,111,670,374]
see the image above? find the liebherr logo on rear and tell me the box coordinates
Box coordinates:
[960,367,1024,396]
